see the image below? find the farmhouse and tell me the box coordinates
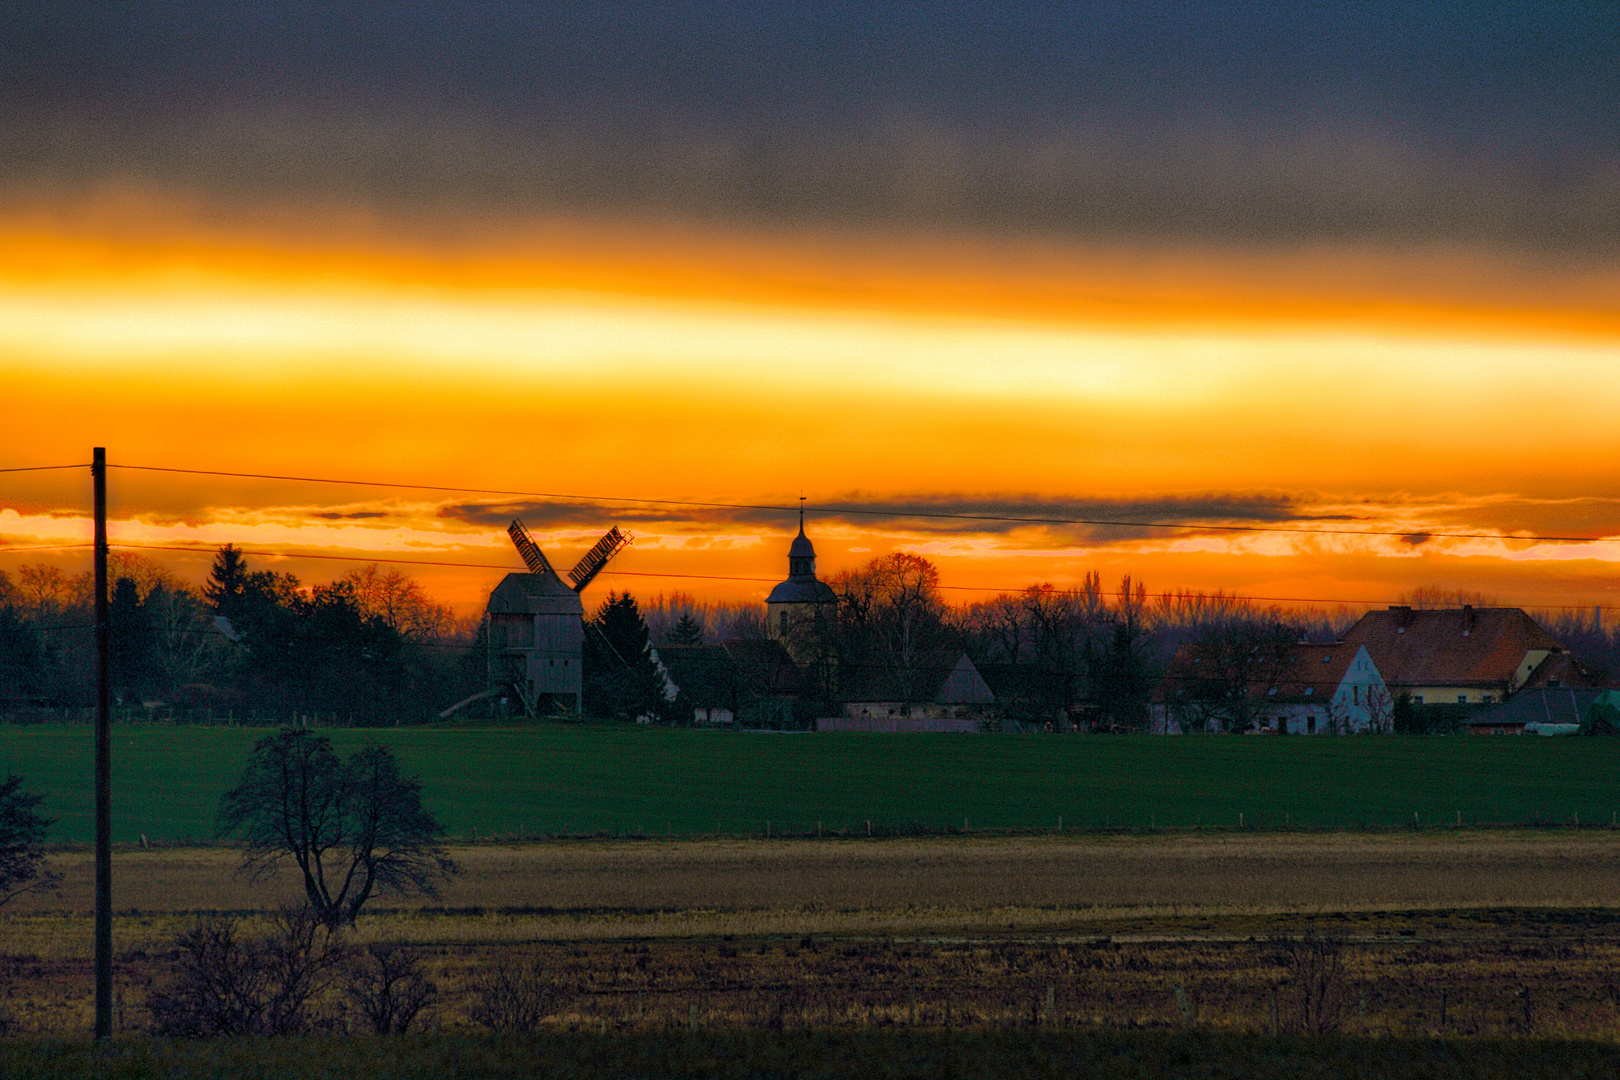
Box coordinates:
[1155,640,1391,734]
[1463,687,1607,735]
[1340,605,1580,706]
[1254,643,1392,734]
[822,652,994,733]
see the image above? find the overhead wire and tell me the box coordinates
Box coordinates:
[0,538,1613,611]
[102,461,1618,545]
[4,460,1617,612]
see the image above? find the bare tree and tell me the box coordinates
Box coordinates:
[831,552,949,703]
[468,955,561,1031]
[15,564,67,621]
[1272,930,1351,1034]
[340,564,453,640]
[1165,619,1298,733]
[217,729,457,926]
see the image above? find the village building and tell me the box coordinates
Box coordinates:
[1253,643,1391,734]
[1154,641,1390,734]
[1340,606,1580,706]
[822,652,995,733]
[656,638,808,729]
[1463,687,1607,735]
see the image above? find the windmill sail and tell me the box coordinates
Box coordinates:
[507,519,555,576]
[568,526,631,593]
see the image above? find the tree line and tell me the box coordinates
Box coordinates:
[0,548,482,725]
[7,547,1613,730]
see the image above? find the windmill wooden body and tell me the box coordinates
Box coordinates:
[485,519,631,716]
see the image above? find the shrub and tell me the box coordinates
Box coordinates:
[346,942,437,1034]
[1272,929,1350,1034]
[467,955,561,1032]
[147,908,349,1036]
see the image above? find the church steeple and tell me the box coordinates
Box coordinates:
[787,498,816,578]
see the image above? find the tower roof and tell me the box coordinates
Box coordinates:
[788,521,816,560]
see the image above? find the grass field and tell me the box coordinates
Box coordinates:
[5,723,1620,843]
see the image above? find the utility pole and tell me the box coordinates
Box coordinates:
[92,447,112,1039]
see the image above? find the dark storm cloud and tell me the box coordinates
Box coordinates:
[439,491,1315,543]
[3,3,1615,252]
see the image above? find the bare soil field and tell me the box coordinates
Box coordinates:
[7,831,1620,1040]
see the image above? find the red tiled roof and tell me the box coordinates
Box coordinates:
[1520,651,1613,690]
[1340,606,1563,690]
[1157,639,1357,704]
[1256,643,1359,705]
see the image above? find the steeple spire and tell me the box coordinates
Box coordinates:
[787,496,816,578]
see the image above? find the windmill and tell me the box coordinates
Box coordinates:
[447,519,632,720]
[506,519,632,594]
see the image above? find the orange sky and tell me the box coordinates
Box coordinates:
[3,187,1619,616]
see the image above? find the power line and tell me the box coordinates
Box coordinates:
[0,463,88,473]
[108,463,790,516]
[104,462,1618,545]
[113,542,521,573]
[0,539,1611,612]
[0,543,95,554]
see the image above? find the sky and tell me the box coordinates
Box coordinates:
[2,3,1618,617]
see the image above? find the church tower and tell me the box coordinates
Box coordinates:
[766,505,837,650]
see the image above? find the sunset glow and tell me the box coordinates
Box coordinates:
[3,6,1618,616]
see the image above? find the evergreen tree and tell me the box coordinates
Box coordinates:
[583,592,668,721]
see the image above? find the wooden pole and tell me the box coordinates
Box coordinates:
[92,447,112,1040]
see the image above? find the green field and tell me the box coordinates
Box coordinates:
[4,723,1620,844]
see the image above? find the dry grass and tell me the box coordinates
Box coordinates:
[9,831,1620,1039]
[14,830,1620,938]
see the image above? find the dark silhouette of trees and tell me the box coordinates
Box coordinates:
[668,613,705,646]
[829,553,955,704]
[217,729,456,926]
[0,775,57,908]
[1163,618,1299,733]
[583,592,667,720]
[1092,576,1154,730]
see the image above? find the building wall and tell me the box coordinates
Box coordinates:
[820,714,979,733]
[1400,686,1503,706]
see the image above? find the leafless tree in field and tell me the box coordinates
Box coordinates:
[1272,929,1351,1034]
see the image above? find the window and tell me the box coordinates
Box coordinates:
[1481,694,1495,704]
[1457,695,1467,704]
[1412,696,1424,705]
[1307,716,1316,734]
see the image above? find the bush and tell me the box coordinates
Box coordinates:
[148,908,350,1036]
[467,956,561,1032]
[346,943,437,1035]
[1272,930,1350,1034]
